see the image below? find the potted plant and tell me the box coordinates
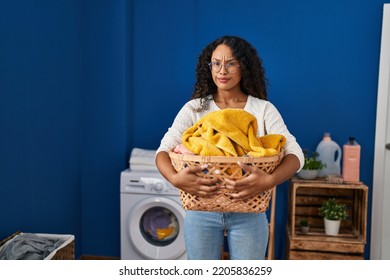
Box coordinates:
[319,198,348,236]
[297,150,325,180]
[300,219,310,234]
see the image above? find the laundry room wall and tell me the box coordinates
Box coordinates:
[0,0,129,258]
[79,0,129,257]
[0,0,84,255]
[0,0,389,260]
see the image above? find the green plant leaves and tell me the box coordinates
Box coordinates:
[319,198,348,221]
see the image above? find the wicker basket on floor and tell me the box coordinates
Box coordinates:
[50,239,75,260]
[169,151,283,212]
[0,232,75,260]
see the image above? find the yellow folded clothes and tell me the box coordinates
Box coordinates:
[182,108,286,157]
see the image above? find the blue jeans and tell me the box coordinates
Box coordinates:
[184,211,269,260]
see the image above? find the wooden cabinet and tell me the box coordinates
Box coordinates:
[286,177,368,260]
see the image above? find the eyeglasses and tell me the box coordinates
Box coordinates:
[208,61,240,74]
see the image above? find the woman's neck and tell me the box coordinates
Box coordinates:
[213,91,248,109]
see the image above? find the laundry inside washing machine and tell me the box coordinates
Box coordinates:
[140,206,180,245]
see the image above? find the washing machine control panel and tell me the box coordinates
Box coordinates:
[139,177,178,194]
[121,170,179,195]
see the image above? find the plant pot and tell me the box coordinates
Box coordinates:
[324,218,341,236]
[297,169,319,180]
[300,225,310,234]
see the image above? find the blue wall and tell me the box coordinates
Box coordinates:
[0,0,388,259]
[0,0,84,253]
[0,0,128,258]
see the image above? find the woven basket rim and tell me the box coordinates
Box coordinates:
[168,150,282,163]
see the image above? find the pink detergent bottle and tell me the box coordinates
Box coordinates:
[342,137,361,182]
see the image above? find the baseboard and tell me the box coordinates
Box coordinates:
[79,255,120,260]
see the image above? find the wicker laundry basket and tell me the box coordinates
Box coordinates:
[0,231,75,260]
[169,151,283,212]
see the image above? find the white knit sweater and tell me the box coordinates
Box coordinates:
[157,95,304,169]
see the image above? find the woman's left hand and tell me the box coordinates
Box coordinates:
[223,162,276,200]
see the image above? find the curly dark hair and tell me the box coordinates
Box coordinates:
[191,35,268,111]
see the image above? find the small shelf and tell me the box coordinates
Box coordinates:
[286,177,368,260]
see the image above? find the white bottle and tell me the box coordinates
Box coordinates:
[342,137,361,182]
[316,133,342,177]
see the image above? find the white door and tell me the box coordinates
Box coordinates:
[371,3,390,260]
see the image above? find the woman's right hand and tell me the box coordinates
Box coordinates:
[171,164,221,197]
[155,151,220,197]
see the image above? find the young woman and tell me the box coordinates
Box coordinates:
[155,35,304,260]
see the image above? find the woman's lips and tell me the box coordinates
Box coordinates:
[218,78,230,83]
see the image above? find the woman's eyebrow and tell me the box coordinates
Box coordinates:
[211,58,238,62]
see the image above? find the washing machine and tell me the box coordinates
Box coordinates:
[120,169,186,260]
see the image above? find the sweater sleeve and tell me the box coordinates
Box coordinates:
[156,103,197,154]
[263,102,305,170]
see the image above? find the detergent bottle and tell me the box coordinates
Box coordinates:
[342,137,361,182]
[316,133,342,177]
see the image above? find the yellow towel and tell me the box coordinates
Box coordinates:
[182,109,285,157]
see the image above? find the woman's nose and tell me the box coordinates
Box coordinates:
[218,63,228,74]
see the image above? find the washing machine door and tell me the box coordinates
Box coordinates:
[127,196,186,259]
